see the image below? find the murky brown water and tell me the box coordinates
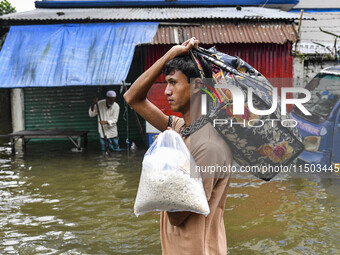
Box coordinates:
[1,130,340,254]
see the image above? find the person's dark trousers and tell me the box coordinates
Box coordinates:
[100,137,121,151]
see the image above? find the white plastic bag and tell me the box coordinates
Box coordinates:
[134,129,210,217]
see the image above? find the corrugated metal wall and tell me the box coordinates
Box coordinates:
[144,43,294,116]
[216,43,294,96]
[153,23,297,45]
[24,86,143,142]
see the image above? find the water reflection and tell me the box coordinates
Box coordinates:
[225,173,340,254]
[0,140,339,254]
[0,142,158,254]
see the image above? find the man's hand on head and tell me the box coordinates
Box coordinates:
[123,37,199,133]
[167,37,199,60]
[181,37,199,48]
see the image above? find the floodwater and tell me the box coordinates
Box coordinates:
[1,131,340,254]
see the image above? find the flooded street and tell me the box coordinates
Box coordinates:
[1,0,340,253]
[1,134,340,254]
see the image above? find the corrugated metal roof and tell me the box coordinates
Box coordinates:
[153,22,298,44]
[0,7,306,22]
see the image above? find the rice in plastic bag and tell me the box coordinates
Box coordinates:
[134,130,210,217]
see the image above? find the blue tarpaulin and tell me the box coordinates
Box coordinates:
[0,22,158,88]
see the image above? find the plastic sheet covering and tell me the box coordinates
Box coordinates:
[0,22,158,88]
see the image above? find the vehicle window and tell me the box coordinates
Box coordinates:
[293,73,340,123]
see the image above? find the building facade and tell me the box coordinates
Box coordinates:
[0,1,303,145]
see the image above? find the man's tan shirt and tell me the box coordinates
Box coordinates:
[160,116,232,255]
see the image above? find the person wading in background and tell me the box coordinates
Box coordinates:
[124,38,232,255]
[89,90,121,151]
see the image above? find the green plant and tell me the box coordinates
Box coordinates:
[0,0,16,16]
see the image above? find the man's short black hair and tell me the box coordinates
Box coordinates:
[162,53,212,83]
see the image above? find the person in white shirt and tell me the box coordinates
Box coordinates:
[89,90,120,151]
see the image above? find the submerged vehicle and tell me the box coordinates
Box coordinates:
[291,66,340,172]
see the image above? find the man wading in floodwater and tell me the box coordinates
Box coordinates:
[124,37,232,255]
[89,90,121,151]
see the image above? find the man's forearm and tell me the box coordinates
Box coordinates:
[124,39,197,105]
[123,38,198,132]
[124,51,173,105]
